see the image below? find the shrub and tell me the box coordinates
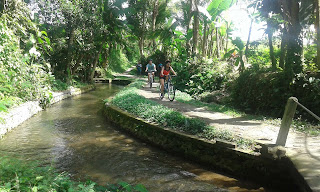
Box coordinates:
[108,48,131,74]
[172,58,232,96]
[231,69,320,121]
[0,19,53,111]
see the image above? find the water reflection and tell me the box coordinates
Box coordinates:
[0,84,266,192]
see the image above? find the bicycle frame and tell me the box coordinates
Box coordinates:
[147,71,154,88]
[160,75,175,101]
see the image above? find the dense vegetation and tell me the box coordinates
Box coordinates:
[1,0,320,190]
[1,0,319,120]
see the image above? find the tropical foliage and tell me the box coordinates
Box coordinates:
[2,0,320,189]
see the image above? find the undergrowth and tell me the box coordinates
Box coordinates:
[0,156,147,192]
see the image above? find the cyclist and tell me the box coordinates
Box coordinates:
[145,59,156,82]
[136,62,142,75]
[157,63,163,77]
[160,60,177,99]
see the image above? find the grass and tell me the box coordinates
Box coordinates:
[262,117,320,136]
[0,156,148,192]
[175,91,244,117]
[110,83,255,149]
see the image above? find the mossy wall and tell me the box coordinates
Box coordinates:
[103,104,311,192]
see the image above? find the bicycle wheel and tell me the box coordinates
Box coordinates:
[167,82,175,101]
[149,75,153,88]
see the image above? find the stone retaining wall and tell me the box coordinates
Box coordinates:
[0,85,95,138]
[103,104,311,192]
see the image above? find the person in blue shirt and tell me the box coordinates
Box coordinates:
[136,62,142,75]
[145,59,156,81]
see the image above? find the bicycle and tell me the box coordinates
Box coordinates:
[147,71,155,88]
[159,75,175,101]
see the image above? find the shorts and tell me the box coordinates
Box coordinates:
[159,76,166,79]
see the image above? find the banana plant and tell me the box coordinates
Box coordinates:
[224,37,245,72]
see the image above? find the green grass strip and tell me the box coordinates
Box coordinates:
[110,84,255,149]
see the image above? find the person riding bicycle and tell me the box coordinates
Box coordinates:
[160,60,177,99]
[145,59,156,82]
[157,63,163,77]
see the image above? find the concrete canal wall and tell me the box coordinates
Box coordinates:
[103,104,311,192]
[0,85,95,138]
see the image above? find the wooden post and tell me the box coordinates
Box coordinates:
[276,97,298,146]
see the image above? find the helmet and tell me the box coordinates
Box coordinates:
[149,59,153,61]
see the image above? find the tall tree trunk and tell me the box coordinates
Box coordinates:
[281,0,302,75]
[89,45,103,82]
[66,26,75,82]
[186,0,192,58]
[245,18,253,58]
[209,29,214,58]
[221,35,225,55]
[202,19,208,57]
[152,0,159,51]
[216,27,220,58]
[226,22,229,52]
[139,38,144,58]
[267,21,277,71]
[192,0,199,56]
[0,0,4,15]
[316,0,320,69]
[279,28,287,69]
[245,1,259,58]
[186,0,193,57]
[139,10,146,59]
[72,54,84,75]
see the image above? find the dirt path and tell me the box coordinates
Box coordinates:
[136,81,320,191]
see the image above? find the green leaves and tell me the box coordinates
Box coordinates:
[207,0,236,20]
[0,156,148,192]
[223,48,236,59]
[232,37,245,51]
[0,18,52,109]
[116,182,148,192]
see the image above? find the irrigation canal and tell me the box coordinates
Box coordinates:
[0,84,267,192]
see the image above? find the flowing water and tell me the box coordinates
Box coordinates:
[0,84,267,192]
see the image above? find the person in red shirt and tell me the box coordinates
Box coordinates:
[159,60,177,98]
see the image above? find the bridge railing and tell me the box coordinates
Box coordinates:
[276,97,320,146]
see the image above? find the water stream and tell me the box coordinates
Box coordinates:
[0,84,267,192]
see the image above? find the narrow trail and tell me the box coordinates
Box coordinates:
[120,68,320,191]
